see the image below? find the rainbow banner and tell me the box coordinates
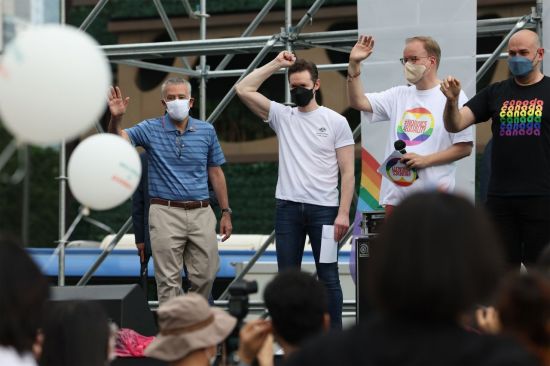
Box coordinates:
[355,108,390,219]
[358,147,383,212]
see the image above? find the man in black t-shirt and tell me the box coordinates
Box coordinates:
[440,29,550,267]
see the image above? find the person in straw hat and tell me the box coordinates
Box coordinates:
[145,293,236,365]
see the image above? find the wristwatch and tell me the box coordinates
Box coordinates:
[221,207,233,216]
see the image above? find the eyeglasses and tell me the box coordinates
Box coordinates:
[175,134,184,158]
[399,56,429,65]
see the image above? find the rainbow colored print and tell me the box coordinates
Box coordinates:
[384,157,418,187]
[396,107,434,146]
[499,98,543,137]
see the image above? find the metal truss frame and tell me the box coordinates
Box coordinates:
[1,0,540,288]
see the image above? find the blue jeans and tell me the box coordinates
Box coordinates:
[275,199,343,330]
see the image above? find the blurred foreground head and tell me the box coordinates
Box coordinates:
[497,271,550,351]
[0,234,49,354]
[369,192,505,323]
[264,269,329,348]
[40,300,112,366]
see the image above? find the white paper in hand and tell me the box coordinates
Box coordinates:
[320,225,338,263]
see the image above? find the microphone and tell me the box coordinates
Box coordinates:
[394,140,407,154]
[394,139,419,178]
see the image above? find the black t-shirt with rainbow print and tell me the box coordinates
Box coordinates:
[466,76,550,196]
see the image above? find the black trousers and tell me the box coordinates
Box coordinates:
[486,195,550,266]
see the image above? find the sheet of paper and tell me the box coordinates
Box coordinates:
[320,225,338,263]
[377,150,419,187]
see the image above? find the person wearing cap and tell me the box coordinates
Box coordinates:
[145,293,236,365]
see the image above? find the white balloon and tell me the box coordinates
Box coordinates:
[68,134,141,211]
[0,25,111,145]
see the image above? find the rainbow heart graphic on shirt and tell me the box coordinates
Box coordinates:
[385,158,418,187]
[397,107,434,146]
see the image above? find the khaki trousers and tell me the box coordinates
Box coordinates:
[148,204,219,304]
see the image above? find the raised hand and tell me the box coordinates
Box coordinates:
[350,35,374,64]
[440,76,462,101]
[274,50,296,68]
[108,86,130,118]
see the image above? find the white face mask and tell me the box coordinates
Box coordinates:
[165,99,190,121]
[404,62,427,84]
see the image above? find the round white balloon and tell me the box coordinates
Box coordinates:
[0,25,111,145]
[68,134,141,211]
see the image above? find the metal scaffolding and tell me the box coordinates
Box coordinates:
[0,0,541,288]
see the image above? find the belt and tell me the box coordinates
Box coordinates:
[150,198,209,210]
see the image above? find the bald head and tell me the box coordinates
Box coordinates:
[507,29,544,78]
[509,29,541,49]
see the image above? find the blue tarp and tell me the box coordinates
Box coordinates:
[28,248,351,278]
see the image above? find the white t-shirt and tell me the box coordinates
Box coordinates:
[365,84,473,206]
[0,347,37,366]
[268,101,355,206]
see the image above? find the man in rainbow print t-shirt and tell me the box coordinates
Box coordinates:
[442,29,550,267]
[348,35,473,215]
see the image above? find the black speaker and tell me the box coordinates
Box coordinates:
[50,284,157,336]
[355,235,372,323]
[355,211,385,324]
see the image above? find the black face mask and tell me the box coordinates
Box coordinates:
[290,87,314,107]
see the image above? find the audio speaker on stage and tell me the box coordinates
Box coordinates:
[356,211,385,324]
[50,284,157,336]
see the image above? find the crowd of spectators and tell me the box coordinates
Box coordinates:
[1,191,549,366]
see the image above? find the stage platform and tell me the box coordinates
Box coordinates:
[28,241,357,302]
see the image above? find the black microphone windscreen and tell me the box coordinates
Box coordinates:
[394,140,406,151]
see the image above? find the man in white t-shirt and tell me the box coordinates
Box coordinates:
[236,51,355,330]
[347,35,473,214]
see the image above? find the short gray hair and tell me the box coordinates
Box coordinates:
[160,77,192,99]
